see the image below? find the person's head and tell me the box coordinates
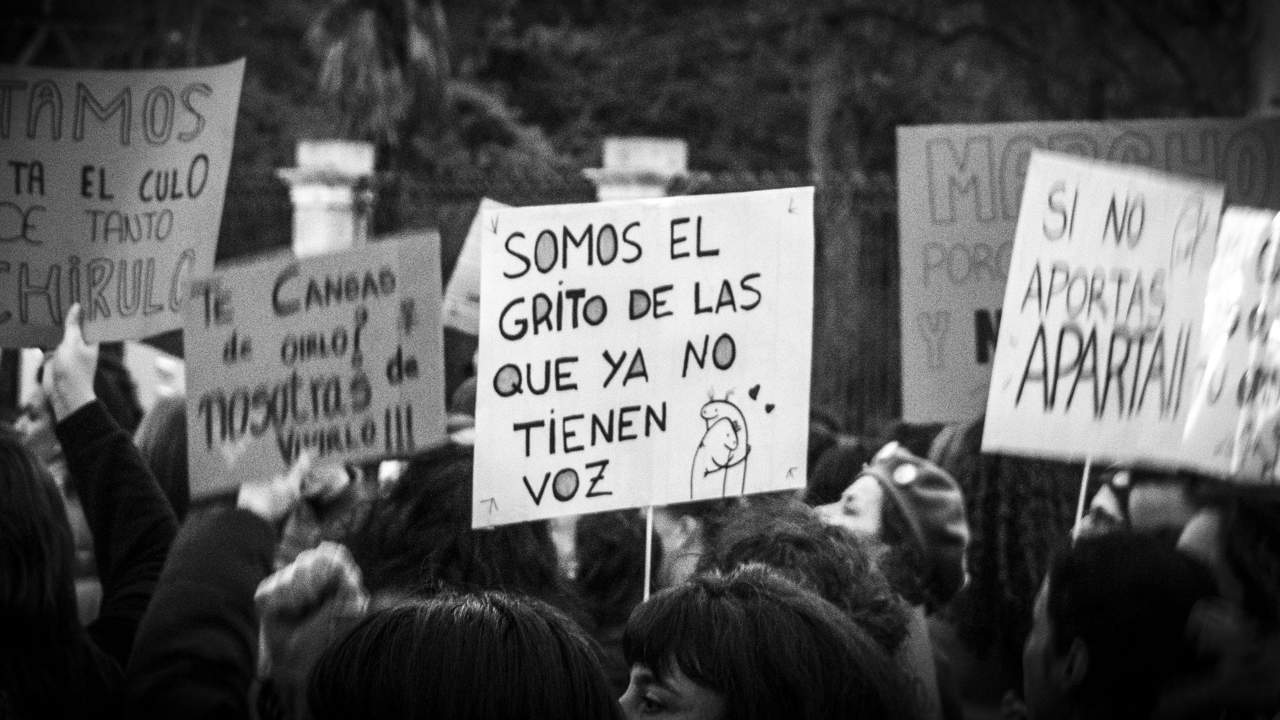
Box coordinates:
[134,394,190,522]
[0,426,78,644]
[804,435,877,506]
[16,351,143,489]
[1022,532,1216,720]
[621,565,916,720]
[345,443,566,606]
[650,498,735,589]
[308,592,620,720]
[819,441,969,607]
[575,510,653,630]
[701,497,909,653]
[1076,466,1199,542]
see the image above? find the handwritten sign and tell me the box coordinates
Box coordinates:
[898,117,1280,422]
[1182,208,1280,484]
[183,238,446,498]
[0,61,243,347]
[443,198,508,335]
[473,189,814,526]
[982,151,1223,464]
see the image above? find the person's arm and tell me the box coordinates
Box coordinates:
[126,507,277,720]
[126,456,307,720]
[58,401,178,665]
[42,304,178,666]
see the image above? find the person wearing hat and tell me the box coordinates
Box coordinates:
[817,440,970,720]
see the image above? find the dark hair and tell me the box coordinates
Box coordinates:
[624,565,919,720]
[659,496,737,552]
[133,394,189,522]
[308,592,620,720]
[876,493,933,607]
[1220,495,1280,631]
[804,435,877,506]
[883,419,945,461]
[0,426,87,717]
[1046,532,1216,717]
[575,510,651,629]
[344,443,574,613]
[930,417,1079,689]
[701,497,909,652]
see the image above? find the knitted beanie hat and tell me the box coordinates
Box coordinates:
[863,441,970,603]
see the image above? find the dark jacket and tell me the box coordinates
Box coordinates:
[1,401,178,719]
[126,506,277,720]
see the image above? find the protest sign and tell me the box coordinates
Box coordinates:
[183,238,446,498]
[443,198,509,335]
[473,188,814,527]
[982,150,1224,465]
[1182,208,1280,484]
[0,60,244,348]
[898,117,1280,422]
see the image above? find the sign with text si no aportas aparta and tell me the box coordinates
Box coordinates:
[897,117,1280,423]
[1,60,243,348]
[982,151,1224,465]
[474,189,814,527]
[183,238,446,498]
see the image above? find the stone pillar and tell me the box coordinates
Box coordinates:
[276,140,376,257]
[584,137,688,201]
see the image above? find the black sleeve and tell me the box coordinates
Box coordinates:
[126,508,278,720]
[57,400,179,667]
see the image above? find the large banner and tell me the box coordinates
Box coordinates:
[982,151,1223,464]
[183,238,446,498]
[1,61,244,347]
[1183,208,1280,484]
[474,189,814,527]
[898,117,1280,422]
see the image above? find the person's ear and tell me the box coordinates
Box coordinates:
[1061,637,1089,689]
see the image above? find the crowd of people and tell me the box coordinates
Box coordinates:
[3,304,1280,720]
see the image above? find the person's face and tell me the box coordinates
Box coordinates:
[818,473,884,538]
[1022,578,1068,720]
[1127,481,1194,535]
[619,662,726,720]
[15,383,67,489]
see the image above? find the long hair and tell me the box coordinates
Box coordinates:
[134,394,189,522]
[307,592,620,720]
[344,443,574,613]
[701,497,910,653]
[0,427,90,718]
[624,565,920,720]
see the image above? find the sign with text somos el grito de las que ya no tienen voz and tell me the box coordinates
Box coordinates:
[473,188,814,527]
[0,60,243,348]
[982,150,1224,466]
[183,237,446,498]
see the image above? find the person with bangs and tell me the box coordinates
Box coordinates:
[618,564,919,720]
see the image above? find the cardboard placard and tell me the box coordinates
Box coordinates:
[443,198,509,335]
[898,118,1280,422]
[982,150,1224,464]
[1183,207,1280,484]
[1,61,243,347]
[183,238,446,498]
[473,189,814,526]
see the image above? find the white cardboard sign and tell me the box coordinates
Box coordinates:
[983,151,1224,464]
[183,238,446,498]
[0,61,243,347]
[898,118,1280,422]
[443,198,509,335]
[474,189,814,526]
